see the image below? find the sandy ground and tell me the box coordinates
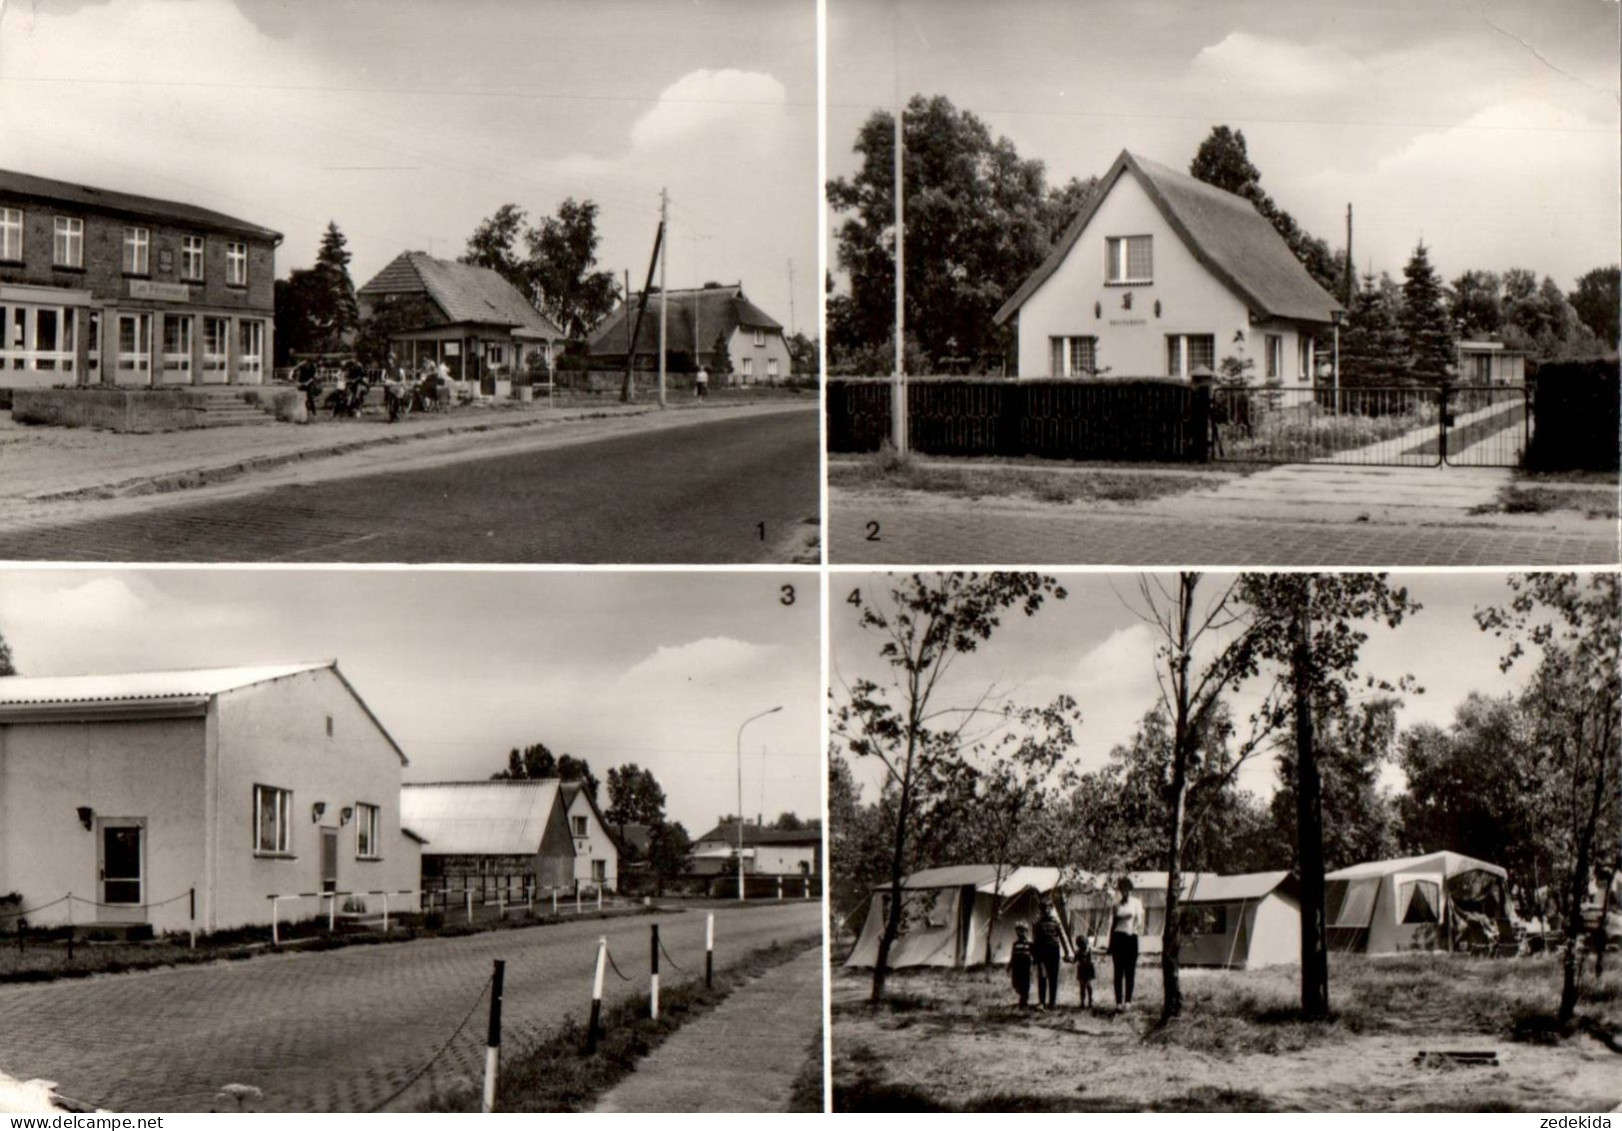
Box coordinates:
[0,400,814,532]
[831,966,1622,1112]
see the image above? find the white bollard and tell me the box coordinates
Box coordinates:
[382,892,390,933]
[705,911,715,989]
[466,890,473,925]
[552,888,558,916]
[586,937,608,1054]
[777,877,783,901]
[597,887,603,912]
[328,893,336,932]
[576,888,582,915]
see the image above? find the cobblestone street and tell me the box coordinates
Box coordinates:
[0,902,819,1113]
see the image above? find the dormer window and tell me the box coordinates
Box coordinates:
[1106,235,1152,285]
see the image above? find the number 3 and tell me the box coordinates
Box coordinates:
[780,585,796,606]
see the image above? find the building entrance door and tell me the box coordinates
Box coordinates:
[98,819,146,922]
[320,827,338,894]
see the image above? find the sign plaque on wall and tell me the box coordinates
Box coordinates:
[130,280,192,302]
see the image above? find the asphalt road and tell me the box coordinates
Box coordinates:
[0,409,819,563]
[0,901,821,1113]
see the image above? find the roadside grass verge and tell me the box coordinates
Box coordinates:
[827,451,1231,505]
[787,1032,826,1112]
[423,933,822,1112]
[0,904,655,985]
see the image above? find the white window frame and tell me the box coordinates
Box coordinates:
[767,356,780,379]
[1298,335,1314,383]
[202,316,229,376]
[124,227,150,275]
[225,241,247,287]
[355,802,381,859]
[0,208,22,261]
[117,312,152,379]
[162,314,193,379]
[572,815,588,837]
[753,328,765,348]
[238,319,264,382]
[53,216,84,268]
[591,859,607,883]
[0,303,76,375]
[181,235,204,281]
[254,784,292,855]
[1106,235,1152,285]
[741,357,753,380]
[1266,334,1283,381]
[1166,334,1215,380]
[1050,335,1097,377]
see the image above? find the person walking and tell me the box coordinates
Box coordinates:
[1032,895,1064,1010]
[1108,876,1145,1011]
[1009,922,1034,1008]
[695,365,709,399]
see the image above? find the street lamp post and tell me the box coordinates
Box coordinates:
[1331,308,1343,416]
[736,705,782,902]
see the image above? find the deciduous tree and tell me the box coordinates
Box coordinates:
[834,572,1066,1002]
[604,764,668,849]
[461,203,532,300]
[1569,265,1619,349]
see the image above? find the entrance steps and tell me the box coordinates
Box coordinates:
[185,386,277,428]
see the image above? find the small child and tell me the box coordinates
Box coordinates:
[1075,933,1096,1008]
[1009,922,1034,1008]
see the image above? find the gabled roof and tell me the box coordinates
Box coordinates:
[400,780,568,856]
[0,661,407,764]
[694,821,822,848]
[0,662,329,706]
[357,252,564,337]
[0,168,281,242]
[1327,851,1508,882]
[586,284,783,357]
[995,149,1341,327]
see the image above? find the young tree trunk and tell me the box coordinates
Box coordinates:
[1558,745,1608,1025]
[1160,573,1197,1022]
[871,769,912,1005]
[1293,584,1330,1018]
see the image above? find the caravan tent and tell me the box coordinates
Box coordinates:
[844,864,1069,969]
[1065,871,1301,969]
[1325,851,1515,954]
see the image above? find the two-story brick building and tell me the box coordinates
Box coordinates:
[0,169,280,389]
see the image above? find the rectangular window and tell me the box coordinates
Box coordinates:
[202,317,229,376]
[238,319,264,382]
[592,859,607,883]
[741,357,753,379]
[226,241,247,286]
[767,357,779,379]
[118,313,151,377]
[572,815,588,837]
[254,784,291,854]
[1050,335,1097,377]
[1106,235,1152,284]
[53,217,83,268]
[356,802,380,859]
[0,208,22,261]
[162,315,192,377]
[1266,334,1282,380]
[1166,334,1215,379]
[753,328,765,348]
[181,235,204,281]
[1298,336,1313,383]
[124,227,150,275]
[0,304,75,375]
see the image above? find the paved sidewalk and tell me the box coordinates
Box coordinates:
[593,946,824,1113]
[829,490,1619,566]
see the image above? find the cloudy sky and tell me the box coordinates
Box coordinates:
[0,569,821,835]
[0,0,817,336]
[829,0,1619,290]
[831,570,1561,805]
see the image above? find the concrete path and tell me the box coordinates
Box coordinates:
[1143,463,1516,526]
[594,945,824,1113]
[0,902,820,1113]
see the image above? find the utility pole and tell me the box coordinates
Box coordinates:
[890,4,908,454]
[787,258,796,337]
[1293,576,1330,1019]
[658,187,669,409]
[622,269,633,404]
[1343,203,1354,309]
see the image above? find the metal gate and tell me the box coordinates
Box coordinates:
[1209,384,1530,467]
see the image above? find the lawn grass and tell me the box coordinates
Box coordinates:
[832,954,1622,1112]
[422,933,821,1112]
[827,451,1229,505]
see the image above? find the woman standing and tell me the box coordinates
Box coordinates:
[1031,895,1065,1009]
[1108,876,1144,1011]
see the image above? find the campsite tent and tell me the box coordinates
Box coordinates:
[844,864,1069,969]
[1065,871,1301,969]
[1325,851,1515,954]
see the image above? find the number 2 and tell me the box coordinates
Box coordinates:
[864,521,881,542]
